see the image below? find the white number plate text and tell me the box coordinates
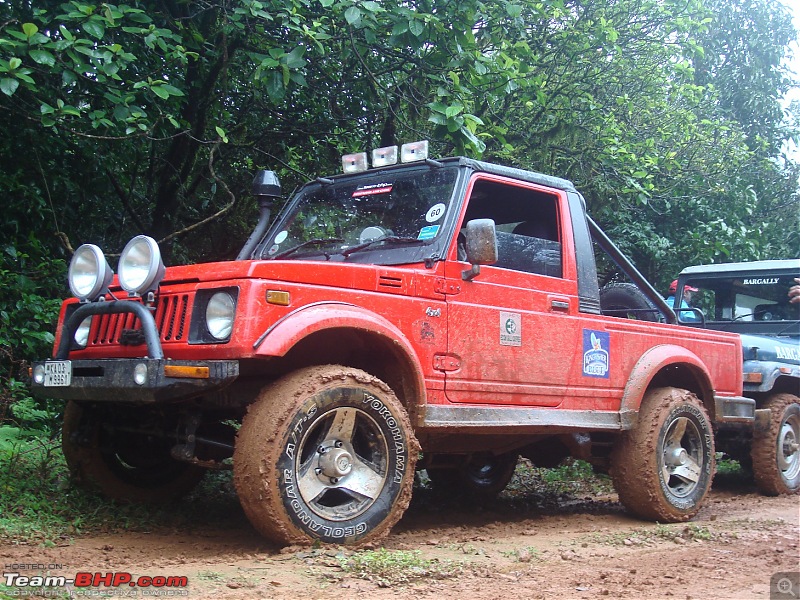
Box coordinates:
[44,361,72,387]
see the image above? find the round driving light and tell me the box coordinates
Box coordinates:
[133,363,148,386]
[73,316,93,348]
[206,292,235,340]
[32,364,45,385]
[68,244,113,300]
[118,235,165,295]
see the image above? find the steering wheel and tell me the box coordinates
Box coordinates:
[359,226,389,244]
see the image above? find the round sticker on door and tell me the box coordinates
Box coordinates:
[426,203,446,223]
[274,230,288,244]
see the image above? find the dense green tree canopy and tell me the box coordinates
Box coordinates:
[0,0,798,405]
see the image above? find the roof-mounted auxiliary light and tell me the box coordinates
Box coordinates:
[372,145,398,167]
[341,141,430,173]
[342,152,368,174]
[401,140,429,163]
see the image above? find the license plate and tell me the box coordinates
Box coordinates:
[44,361,72,387]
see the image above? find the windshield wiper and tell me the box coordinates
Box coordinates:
[271,238,344,260]
[341,236,423,258]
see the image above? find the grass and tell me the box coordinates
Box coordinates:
[502,545,540,562]
[338,548,463,587]
[594,522,718,546]
[0,431,241,546]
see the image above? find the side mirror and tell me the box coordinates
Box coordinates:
[462,218,498,281]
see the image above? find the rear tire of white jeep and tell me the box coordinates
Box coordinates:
[610,387,715,522]
[751,393,800,495]
[233,365,419,546]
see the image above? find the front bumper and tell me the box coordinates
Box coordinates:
[32,298,239,403]
[31,358,239,403]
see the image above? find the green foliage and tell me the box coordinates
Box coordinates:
[504,458,614,499]
[0,432,240,544]
[0,0,797,270]
[0,242,64,431]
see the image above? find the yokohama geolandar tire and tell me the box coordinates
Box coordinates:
[751,393,800,496]
[233,366,420,546]
[62,401,205,504]
[610,387,715,522]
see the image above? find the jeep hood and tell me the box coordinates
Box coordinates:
[740,333,800,365]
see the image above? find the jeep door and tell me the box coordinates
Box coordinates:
[441,175,581,407]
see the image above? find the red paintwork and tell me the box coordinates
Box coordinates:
[56,171,743,423]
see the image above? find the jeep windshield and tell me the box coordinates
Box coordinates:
[256,166,459,264]
[678,267,800,336]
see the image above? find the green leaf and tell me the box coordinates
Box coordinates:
[151,85,170,99]
[409,19,424,37]
[28,49,55,67]
[22,23,38,38]
[161,84,184,97]
[284,46,306,69]
[445,104,464,118]
[82,20,106,40]
[8,57,22,70]
[345,7,362,26]
[0,78,19,96]
[506,4,523,19]
[59,25,75,41]
[265,70,285,101]
[460,127,486,154]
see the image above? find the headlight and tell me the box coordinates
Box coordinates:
[118,235,165,295]
[205,292,235,340]
[68,244,113,301]
[73,316,93,348]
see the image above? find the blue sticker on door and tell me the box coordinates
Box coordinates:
[582,330,610,378]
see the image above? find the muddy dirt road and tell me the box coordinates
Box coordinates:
[1,469,798,600]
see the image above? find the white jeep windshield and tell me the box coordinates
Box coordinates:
[683,274,800,324]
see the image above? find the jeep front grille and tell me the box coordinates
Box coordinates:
[89,294,191,346]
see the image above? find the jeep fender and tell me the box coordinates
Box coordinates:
[253,301,426,408]
[619,344,715,429]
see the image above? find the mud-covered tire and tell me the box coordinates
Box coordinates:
[599,283,660,322]
[62,402,205,503]
[610,387,715,522]
[751,393,800,495]
[427,453,518,499]
[233,366,419,546]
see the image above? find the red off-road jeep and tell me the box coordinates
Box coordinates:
[32,143,747,545]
